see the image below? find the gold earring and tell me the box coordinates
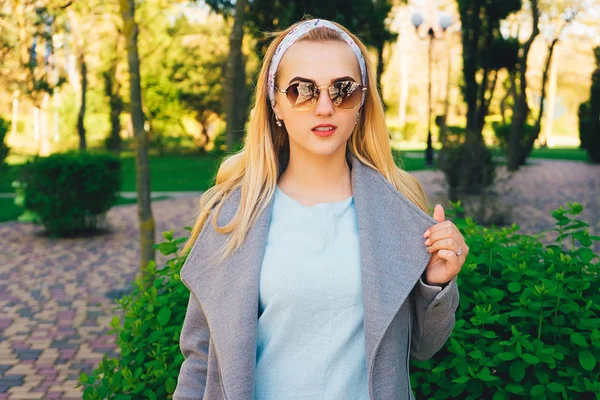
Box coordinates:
[275,117,283,127]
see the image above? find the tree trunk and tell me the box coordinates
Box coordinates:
[104,54,123,154]
[119,0,155,273]
[507,0,539,171]
[77,52,87,150]
[376,40,385,109]
[518,37,559,166]
[225,0,248,151]
[461,2,483,142]
[540,45,558,147]
[398,39,409,128]
[67,6,87,150]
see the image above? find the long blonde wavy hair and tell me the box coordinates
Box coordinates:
[182,19,430,263]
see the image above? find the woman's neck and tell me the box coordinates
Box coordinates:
[277,147,352,205]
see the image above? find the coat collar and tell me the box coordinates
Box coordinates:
[180,151,437,399]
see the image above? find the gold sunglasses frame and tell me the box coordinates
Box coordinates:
[275,81,367,111]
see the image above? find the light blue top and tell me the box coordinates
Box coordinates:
[254,185,370,400]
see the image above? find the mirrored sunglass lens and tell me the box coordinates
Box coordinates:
[330,81,362,108]
[287,83,318,110]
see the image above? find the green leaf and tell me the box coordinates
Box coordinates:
[173,237,188,245]
[144,390,157,400]
[83,386,96,399]
[505,384,525,394]
[156,242,178,256]
[468,349,482,359]
[509,361,526,382]
[570,332,588,348]
[477,367,498,382]
[547,382,564,393]
[497,352,516,361]
[530,385,545,396]
[110,316,121,329]
[578,248,596,264]
[165,377,177,394]
[452,376,470,384]
[162,230,174,241]
[579,350,596,371]
[522,354,540,365]
[508,282,522,293]
[157,307,172,327]
[482,331,497,338]
[79,372,89,384]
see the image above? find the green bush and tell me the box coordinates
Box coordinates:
[19,151,121,236]
[78,230,190,399]
[579,46,600,163]
[0,116,10,169]
[437,135,496,201]
[492,121,537,156]
[78,204,599,400]
[411,202,600,399]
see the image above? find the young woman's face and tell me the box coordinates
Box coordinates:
[273,40,362,159]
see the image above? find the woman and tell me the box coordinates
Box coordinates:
[174,18,468,400]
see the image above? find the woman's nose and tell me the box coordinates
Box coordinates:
[314,87,334,116]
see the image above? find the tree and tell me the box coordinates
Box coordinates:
[224,0,248,150]
[456,0,522,142]
[169,15,228,151]
[579,46,600,163]
[119,0,155,272]
[506,0,540,171]
[0,0,67,156]
[510,0,581,168]
[436,0,521,201]
[63,0,93,150]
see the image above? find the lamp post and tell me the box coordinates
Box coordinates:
[411,11,452,167]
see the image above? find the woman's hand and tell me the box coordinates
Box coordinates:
[422,204,468,286]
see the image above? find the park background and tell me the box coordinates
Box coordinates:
[0,0,599,398]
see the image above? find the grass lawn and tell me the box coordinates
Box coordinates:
[0,146,590,198]
[489,147,590,161]
[119,153,222,192]
[400,147,591,162]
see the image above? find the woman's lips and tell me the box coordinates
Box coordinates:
[311,124,337,137]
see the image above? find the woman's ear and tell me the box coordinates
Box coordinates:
[272,101,281,119]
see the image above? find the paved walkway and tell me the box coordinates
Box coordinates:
[0,160,598,398]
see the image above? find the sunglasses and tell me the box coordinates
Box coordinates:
[275,80,367,111]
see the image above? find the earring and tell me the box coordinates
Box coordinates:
[275,117,283,127]
[355,112,360,125]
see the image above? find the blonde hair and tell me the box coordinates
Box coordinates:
[182,19,430,263]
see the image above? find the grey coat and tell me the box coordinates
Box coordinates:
[174,152,460,400]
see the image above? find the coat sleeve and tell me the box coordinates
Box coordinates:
[410,275,459,361]
[173,292,210,400]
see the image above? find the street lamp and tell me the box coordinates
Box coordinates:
[411,11,452,167]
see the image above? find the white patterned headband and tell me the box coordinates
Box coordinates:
[267,19,368,111]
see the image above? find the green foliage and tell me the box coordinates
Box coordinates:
[78,230,191,399]
[206,0,396,58]
[437,129,496,201]
[77,201,599,399]
[0,116,10,169]
[578,46,600,164]
[456,0,522,139]
[492,121,537,156]
[141,11,229,154]
[19,151,121,236]
[411,202,600,399]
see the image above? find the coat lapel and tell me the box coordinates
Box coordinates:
[180,151,437,399]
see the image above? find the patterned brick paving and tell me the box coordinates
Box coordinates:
[0,159,598,398]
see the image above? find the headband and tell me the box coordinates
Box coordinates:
[267,19,368,111]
